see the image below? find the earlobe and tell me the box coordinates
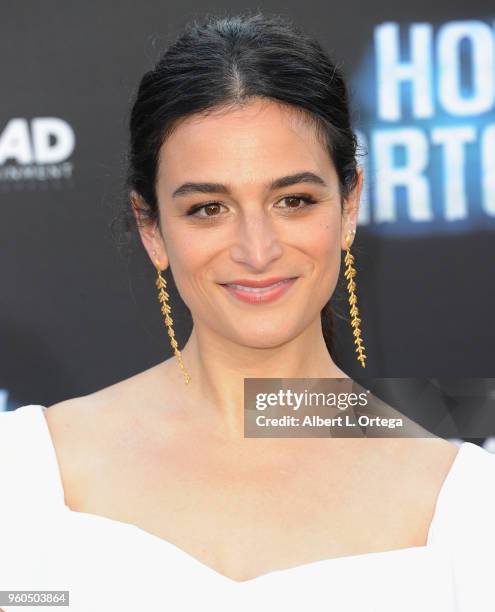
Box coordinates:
[340,167,363,249]
[340,208,358,250]
[151,226,169,271]
[341,227,356,251]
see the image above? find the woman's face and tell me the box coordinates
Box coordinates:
[136,97,362,348]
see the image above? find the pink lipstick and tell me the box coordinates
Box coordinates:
[220,277,298,304]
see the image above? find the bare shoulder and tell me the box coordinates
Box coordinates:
[387,436,461,514]
[421,436,463,494]
[44,359,173,431]
[410,436,461,470]
[42,394,100,508]
[43,360,175,506]
[386,435,461,478]
[365,436,461,545]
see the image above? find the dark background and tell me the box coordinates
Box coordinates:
[1,1,494,413]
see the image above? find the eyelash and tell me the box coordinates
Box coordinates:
[185,195,319,219]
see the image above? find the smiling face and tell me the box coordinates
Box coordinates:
[134,97,362,349]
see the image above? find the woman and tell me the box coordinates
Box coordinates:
[1,11,494,612]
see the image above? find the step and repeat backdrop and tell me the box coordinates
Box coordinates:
[0,2,494,449]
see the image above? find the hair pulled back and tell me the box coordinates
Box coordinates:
[124,10,361,364]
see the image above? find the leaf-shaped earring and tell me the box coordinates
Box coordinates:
[343,230,367,368]
[154,259,191,384]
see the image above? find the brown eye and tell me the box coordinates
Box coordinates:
[186,202,226,218]
[276,195,318,210]
[285,197,304,208]
[203,204,221,216]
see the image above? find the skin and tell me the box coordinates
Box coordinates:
[44,97,460,583]
[134,97,357,437]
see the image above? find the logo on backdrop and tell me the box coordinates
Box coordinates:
[0,117,75,189]
[353,18,495,235]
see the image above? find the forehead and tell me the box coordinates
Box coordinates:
[157,98,336,193]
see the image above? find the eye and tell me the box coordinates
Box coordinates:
[275,195,318,210]
[186,202,227,218]
[185,194,318,219]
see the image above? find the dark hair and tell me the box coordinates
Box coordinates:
[121,10,361,365]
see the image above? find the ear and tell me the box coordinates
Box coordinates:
[340,166,363,250]
[130,191,169,270]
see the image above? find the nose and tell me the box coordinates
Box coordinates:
[229,208,283,271]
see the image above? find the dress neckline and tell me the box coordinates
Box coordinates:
[22,404,468,585]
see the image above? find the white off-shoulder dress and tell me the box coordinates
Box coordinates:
[0,404,494,612]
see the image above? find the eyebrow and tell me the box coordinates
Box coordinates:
[171,171,328,198]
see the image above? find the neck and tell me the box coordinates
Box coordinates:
[175,320,349,438]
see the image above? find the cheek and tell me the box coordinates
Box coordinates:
[314,225,339,258]
[165,208,341,282]
[173,240,205,271]
[301,219,343,307]
[163,227,221,305]
[165,224,213,273]
[297,215,341,269]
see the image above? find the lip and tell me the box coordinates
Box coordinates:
[220,277,298,304]
[221,276,295,288]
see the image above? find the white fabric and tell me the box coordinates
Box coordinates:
[0,404,494,611]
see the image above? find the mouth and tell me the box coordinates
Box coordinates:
[219,277,299,304]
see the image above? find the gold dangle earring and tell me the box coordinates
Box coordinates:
[343,229,367,368]
[154,257,191,385]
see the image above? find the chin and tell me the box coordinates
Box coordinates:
[233,328,298,350]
